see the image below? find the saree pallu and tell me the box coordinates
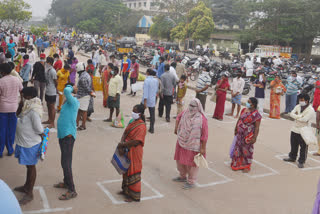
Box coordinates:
[122,120,147,201]
[102,70,110,107]
[231,109,261,171]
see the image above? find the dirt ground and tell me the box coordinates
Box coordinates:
[0,51,319,214]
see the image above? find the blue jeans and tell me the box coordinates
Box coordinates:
[285,94,298,113]
[0,112,17,156]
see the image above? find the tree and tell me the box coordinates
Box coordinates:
[48,0,141,36]
[149,15,175,40]
[239,0,320,60]
[153,0,196,23]
[170,1,215,42]
[30,25,48,37]
[0,0,32,27]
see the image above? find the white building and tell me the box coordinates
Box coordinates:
[122,0,158,11]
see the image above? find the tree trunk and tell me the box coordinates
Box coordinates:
[304,37,314,63]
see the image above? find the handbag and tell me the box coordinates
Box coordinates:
[39,128,50,161]
[111,122,145,175]
[194,154,208,168]
[300,126,317,145]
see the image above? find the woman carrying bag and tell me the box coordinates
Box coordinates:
[116,104,147,202]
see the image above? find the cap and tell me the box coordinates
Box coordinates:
[40,53,46,59]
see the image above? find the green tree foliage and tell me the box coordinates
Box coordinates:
[49,0,142,35]
[154,0,196,23]
[30,25,48,37]
[240,0,320,59]
[170,1,215,42]
[149,15,175,40]
[0,0,32,27]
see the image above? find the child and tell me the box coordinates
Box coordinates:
[177,75,187,115]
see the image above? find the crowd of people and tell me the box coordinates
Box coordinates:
[1,31,320,211]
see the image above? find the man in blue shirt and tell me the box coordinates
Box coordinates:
[35,37,43,57]
[142,69,159,134]
[67,46,74,65]
[285,72,301,113]
[253,71,266,115]
[156,56,165,78]
[56,83,80,200]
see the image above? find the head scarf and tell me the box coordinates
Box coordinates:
[23,59,29,67]
[177,98,206,152]
[20,97,43,119]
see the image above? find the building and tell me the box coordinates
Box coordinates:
[122,0,158,11]
[136,15,154,34]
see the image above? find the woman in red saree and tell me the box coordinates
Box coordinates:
[313,80,320,111]
[117,104,147,202]
[102,63,113,107]
[1,38,7,53]
[213,73,230,120]
[231,97,262,173]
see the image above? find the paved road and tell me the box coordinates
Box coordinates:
[1,50,318,214]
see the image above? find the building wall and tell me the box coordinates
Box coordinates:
[122,0,158,11]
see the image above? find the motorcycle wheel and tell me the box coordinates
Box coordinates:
[242,88,250,95]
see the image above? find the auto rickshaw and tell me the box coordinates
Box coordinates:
[116,40,136,53]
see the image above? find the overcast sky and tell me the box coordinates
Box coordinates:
[25,0,52,17]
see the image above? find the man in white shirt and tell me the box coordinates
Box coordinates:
[169,62,179,82]
[196,67,211,111]
[283,93,315,168]
[227,71,245,118]
[273,56,283,67]
[92,47,99,70]
[244,57,254,77]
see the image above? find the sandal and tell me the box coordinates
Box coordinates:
[77,126,86,131]
[53,182,68,189]
[172,177,187,183]
[103,119,112,122]
[59,191,77,200]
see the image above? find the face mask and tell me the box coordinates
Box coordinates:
[300,101,307,107]
[246,102,251,108]
[291,76,296,80]
[131,112,140,120]
[41,59,45,62]
[111,70,115,75]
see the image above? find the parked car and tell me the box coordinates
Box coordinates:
[143,40,157,48]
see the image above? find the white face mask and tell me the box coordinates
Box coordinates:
[300,101,307,107]
[111,70,115,75]
[131,112,140,120]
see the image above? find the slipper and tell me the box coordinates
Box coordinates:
[59,191,77,200]
[172,177,187,183]
[182,182,195,190]
[103,119,112,122]
[53,183,68,189]
[77,126,86,131]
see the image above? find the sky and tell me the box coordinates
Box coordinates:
[25,0,52,17]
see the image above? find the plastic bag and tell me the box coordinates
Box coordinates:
[210,90,217,102]
[131,82,144,92]
[194,154,208,168]
[300,126,317,145]
[111,112,125,128]
[229,136,237,158]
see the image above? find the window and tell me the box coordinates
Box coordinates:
[134,3,136,7]
[144,2,147,7]
[128,3,131,8]
[138,2,141,7]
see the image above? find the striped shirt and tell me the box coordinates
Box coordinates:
[286,77,301,95]
[196,72,211,95]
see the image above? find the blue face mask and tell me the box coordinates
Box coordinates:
[246,102,251,108]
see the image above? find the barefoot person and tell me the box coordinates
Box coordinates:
[227,71,245,118]
[43,57,57,128]
[54,83,79,200]
[14,87,43,205]
[117,104,147,202]
[173,98,208,189]
[231,97,261,173]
